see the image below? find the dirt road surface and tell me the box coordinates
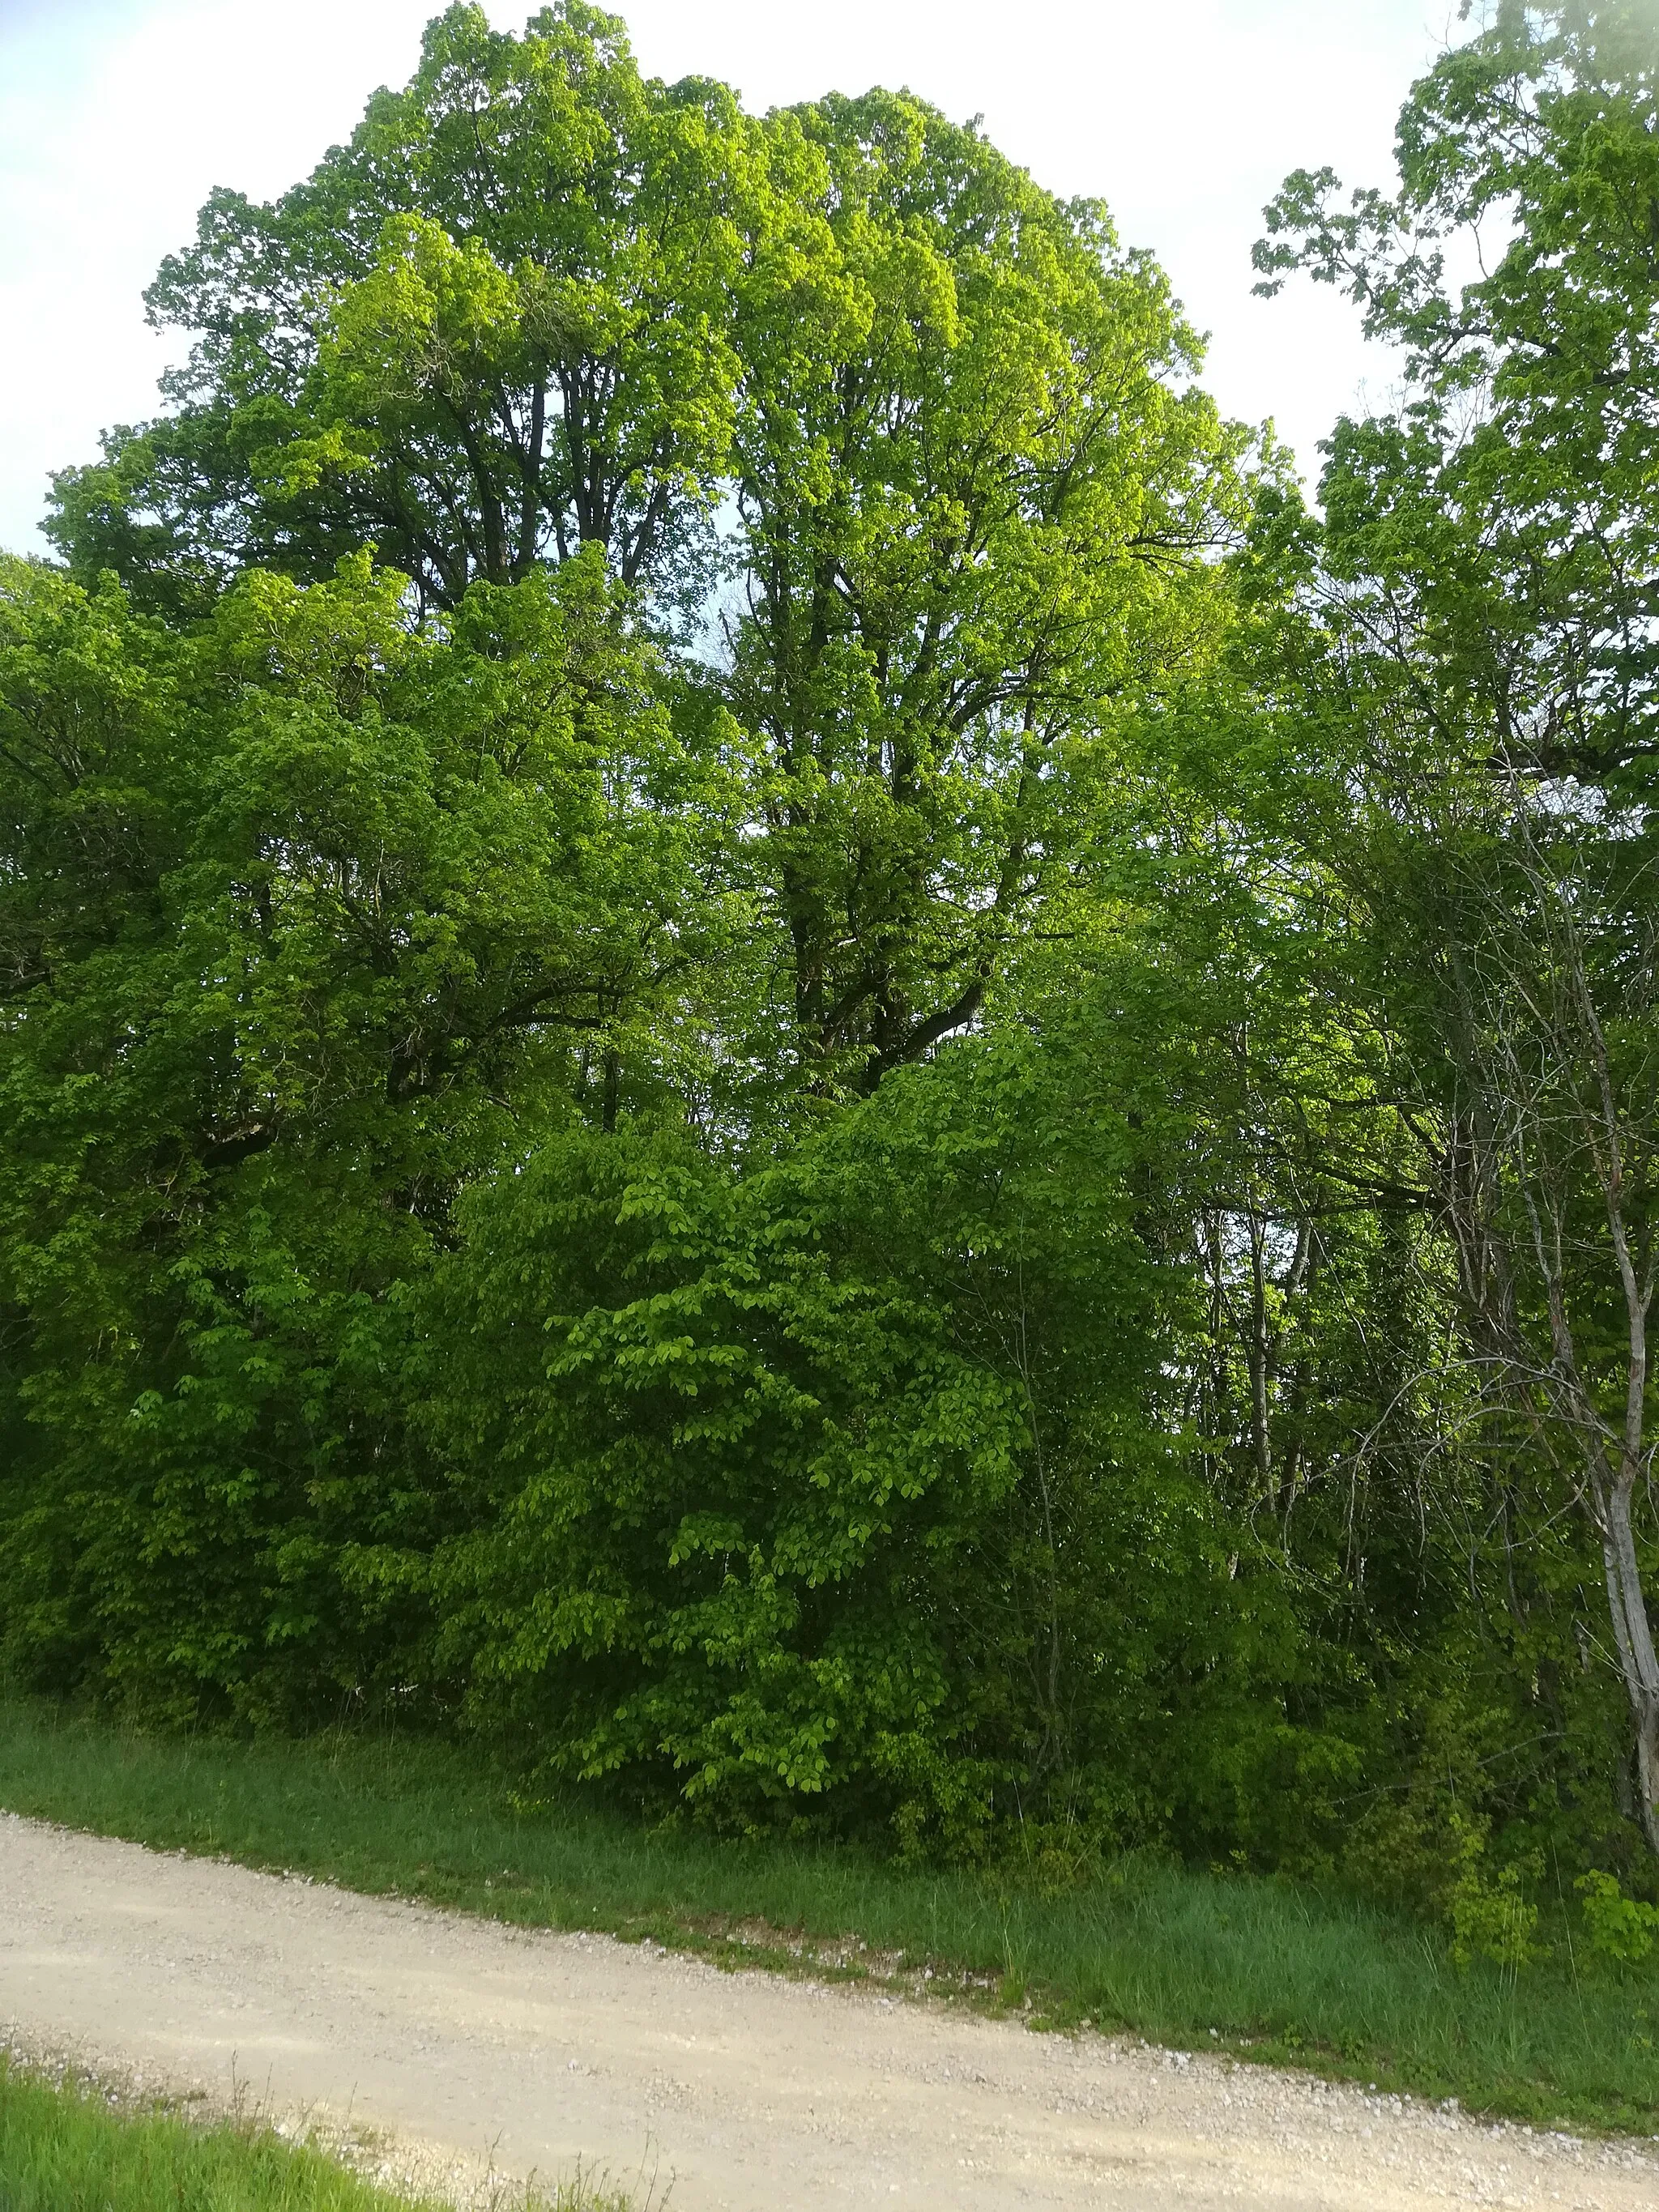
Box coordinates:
[3,1811,1657,2210]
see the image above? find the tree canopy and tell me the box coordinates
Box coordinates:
[6,0,1659,1924]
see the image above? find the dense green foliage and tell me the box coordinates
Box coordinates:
[4,1696,1657,2132]
[6,0,1659,1965]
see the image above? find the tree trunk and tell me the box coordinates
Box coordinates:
[1600,1471,1659,1853]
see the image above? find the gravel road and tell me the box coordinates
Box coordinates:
[3,1809,1656,2210]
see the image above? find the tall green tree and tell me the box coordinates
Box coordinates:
[0,547,736,1713]
[50,8,1253,1106]
[1257,0,1659,1849]
[49,3,758,616]
[721,92,1248,1086]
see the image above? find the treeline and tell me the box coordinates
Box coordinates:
[4,2,1659,1930]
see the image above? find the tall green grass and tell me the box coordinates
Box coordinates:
[0,2057,630,2212]
[2,1696,1656,2133]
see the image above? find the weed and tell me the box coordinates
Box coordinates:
[0,2056,642,2211]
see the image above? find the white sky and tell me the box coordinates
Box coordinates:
[0,0,1462,558]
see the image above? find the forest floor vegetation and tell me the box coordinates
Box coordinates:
[2,1697,1655,2138]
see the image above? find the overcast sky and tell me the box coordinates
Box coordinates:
[0,0,1464,558]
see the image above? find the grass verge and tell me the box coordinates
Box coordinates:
[1,1695,1656,2136]
[0,2055,633,2212]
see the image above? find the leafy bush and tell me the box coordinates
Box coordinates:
[1577,1872,1659,1966]
[412,1034,1287,1848]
